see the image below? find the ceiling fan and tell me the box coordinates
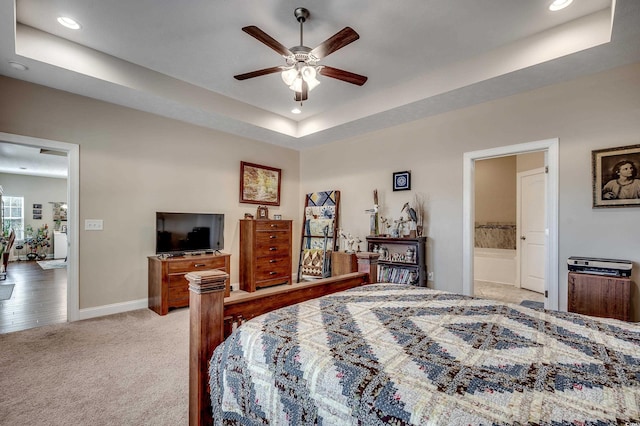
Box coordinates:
[234,7,367,103]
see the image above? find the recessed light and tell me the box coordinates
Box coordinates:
[291,108,302,114]
[57,16,81,30]
[8,61,28,71]
[549,0,573,11]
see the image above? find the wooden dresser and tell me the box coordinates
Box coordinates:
[568,272,632,322]
[240,219,292,292]
[148,252,230,315]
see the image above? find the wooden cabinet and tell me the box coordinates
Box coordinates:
[240,219,292,292]
[366,236,427,286]
[568,272,632,322]
[148,252,230,315]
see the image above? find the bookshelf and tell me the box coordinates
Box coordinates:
[366,236,427,286]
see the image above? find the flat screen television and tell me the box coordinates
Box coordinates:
[156,212,224,254]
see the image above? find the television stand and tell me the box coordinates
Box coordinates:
[148,252,231,315]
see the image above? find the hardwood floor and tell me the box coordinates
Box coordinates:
[0,260,67,334]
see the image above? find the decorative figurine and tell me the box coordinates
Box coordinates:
[364,189,380,236]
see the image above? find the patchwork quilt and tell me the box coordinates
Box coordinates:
[209,284,640,425]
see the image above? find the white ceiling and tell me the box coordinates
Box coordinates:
[1,0,639,175]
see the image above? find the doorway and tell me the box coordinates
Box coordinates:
[463,138,559,310]
[0,132,79,324]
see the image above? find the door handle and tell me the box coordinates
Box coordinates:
[520,236,526,240]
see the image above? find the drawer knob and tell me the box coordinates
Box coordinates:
[269,271,277,275]
[269,247,277,251]
[194,263,206,267]
[269,235,277,239]
[270,224,276,227]
[269,259,277,263]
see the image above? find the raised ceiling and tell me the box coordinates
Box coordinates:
[1,0,639,157]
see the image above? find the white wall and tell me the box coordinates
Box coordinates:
[0,76,300,310]
[301,63,640,319]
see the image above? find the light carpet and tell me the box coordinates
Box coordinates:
[0,308,189,425]
[0,283,15,300]
[36,259,67,270]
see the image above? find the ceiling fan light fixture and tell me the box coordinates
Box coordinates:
[284,66,320,93]
[549,0,573,11]
[281,68,298,86]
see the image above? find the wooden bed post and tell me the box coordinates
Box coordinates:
[186,269,228,426]
[357,252,379,283]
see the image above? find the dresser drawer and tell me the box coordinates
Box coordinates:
[167,256,226,273]
[255,220,290,232]
[255,237,290,256]
[254,257,290,281]
[255,231,291,246]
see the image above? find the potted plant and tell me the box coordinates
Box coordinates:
[25,224,50,260]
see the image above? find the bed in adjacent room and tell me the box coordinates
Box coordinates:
[207,283,640,425]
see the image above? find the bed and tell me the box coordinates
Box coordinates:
[205,283,640,425]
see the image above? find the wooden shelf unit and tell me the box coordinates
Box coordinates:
[148,252,230,315]
[240,219,292,292]
[366,236,427,286]
[567,272,632,322]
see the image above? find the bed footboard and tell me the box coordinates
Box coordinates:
[186,252,379,426]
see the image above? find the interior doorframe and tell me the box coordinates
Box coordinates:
[462,138,559,310]
[0,132,80,321]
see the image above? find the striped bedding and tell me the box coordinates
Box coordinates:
[209,283,640,425]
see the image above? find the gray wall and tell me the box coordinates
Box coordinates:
[301,62,640,319]
[2,62,639,319]
[0,76,300,310]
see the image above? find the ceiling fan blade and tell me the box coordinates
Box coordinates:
[234,66,283,80]
[242,26,293,57]
[310,27,360,59]
[318,66,368,86]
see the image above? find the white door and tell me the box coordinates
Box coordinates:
[518,169,545,294]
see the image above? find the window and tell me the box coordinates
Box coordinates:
[3,196,24,240]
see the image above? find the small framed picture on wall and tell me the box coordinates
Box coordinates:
[393,171,411,191]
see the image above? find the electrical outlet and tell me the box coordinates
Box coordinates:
[428,271,434,281]
[85,219,103,231]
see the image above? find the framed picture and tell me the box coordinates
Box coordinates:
[592,144,640,208]
[33,214,42,220]
[240,161,281,206]
[256,205,269,219]
[273,214,282,220]
[33,203,42,209]
[393,171,411,191]
[32,209,42,215]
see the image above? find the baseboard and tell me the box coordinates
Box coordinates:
[78,298,148,321]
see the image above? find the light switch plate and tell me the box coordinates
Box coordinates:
[85,219,103,231]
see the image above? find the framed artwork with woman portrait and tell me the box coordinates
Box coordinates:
[592,144,640,208]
